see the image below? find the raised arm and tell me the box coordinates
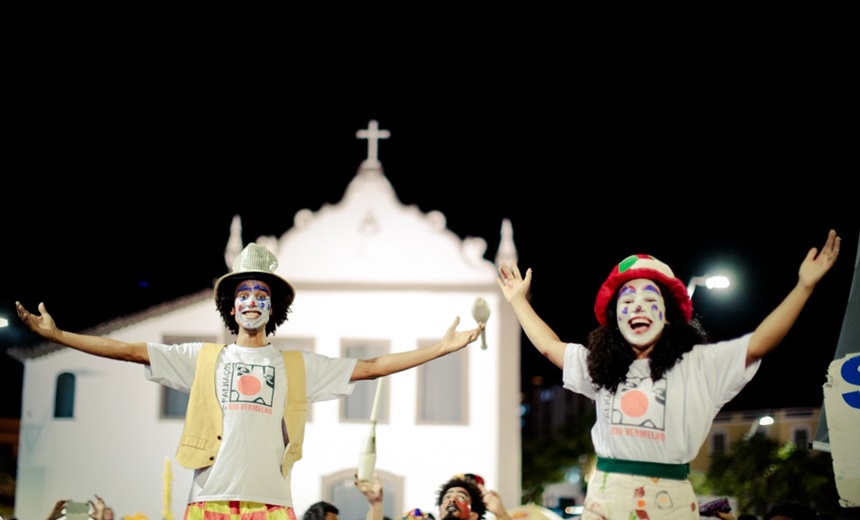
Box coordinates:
[91,494,106,520]
[746,229,841,365]
[478,484,512,520]
[350,316,484,381]
[497,262,567,368]
[16,301,150,364]
[44,499,68,520]
[354,472,384,520]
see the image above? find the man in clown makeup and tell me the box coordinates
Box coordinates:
[497,230,841,520]
[16,243,485,520]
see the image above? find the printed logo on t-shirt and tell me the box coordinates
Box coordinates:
[608,376,666,440]
[221,362,275,414]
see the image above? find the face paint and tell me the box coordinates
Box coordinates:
[616,278,666,352]
[234,280,272,331]
[440,487,473,520]
[439,487,472,520]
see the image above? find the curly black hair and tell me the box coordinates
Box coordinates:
[585,279,709,393]
[215,273,293,336]
[435,477,486,520]
[304,501,339,520]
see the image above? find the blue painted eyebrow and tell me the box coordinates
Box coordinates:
[619,286,636,296]
[236,282,271,295]
[644,284,661,294]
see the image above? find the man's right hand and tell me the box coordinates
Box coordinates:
[16,301,58,340]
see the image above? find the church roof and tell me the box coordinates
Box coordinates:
[230,120,508,286]
[9,120,517,362]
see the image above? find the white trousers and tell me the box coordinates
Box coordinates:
[582,469,700,520]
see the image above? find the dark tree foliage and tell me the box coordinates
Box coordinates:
[704,434,842,518]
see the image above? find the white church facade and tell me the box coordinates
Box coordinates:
[10,121,523,520]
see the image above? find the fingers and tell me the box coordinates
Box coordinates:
[812,230,841,263]
[825,229,837,249]
[822,229,841,255]
[498,262,521,280]
[511,262,522,278]
[832,234,841,256]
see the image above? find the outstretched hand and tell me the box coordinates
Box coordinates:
[16,301,57,340]
[440,316,485,354]
[496,261,531,304]
[799,229,841,289]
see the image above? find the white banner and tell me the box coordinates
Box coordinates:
[822,352,860,507]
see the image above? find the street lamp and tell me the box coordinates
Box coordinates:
[744,415,774,440]
[687,274,730,298]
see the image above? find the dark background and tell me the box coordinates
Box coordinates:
[1,62,857,419]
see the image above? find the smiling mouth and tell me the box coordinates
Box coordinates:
[629,317,651,334]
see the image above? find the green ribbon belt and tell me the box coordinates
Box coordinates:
[597,456,690,480]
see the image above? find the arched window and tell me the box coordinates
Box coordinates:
[324,468,403,520]
[54,372,76,418]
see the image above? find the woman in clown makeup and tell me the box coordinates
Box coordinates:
[497,229,841,520]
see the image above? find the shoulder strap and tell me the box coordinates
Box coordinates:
[280,350,307,475]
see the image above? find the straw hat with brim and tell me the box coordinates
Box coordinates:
[593,254,692,327]
[214,243,295,333]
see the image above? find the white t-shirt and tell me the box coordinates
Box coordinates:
[145,342,357,506]
[562,333,760,464]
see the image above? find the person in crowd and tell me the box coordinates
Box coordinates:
[44,500,67,520]
[355,472,385,520]
[497,230,841,519]
[43,494,108,520]
[402,508,434,520]
[434,474,511,520]
[17,242,485,520]
[715,510,756,519]
[765,501,817,520]
[304,501,340,520]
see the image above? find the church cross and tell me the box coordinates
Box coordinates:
[356,120,391,164]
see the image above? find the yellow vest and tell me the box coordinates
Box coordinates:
[174,343,307,476]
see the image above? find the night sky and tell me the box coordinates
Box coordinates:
[2,76,857,420]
